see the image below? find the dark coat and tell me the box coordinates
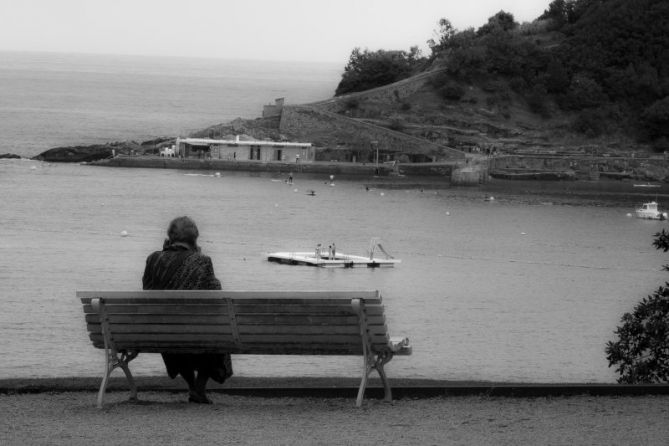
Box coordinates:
[142,243,232,383]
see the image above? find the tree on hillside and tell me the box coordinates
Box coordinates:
[427,18,457,56]
[606,230,669,383]
[540,0,598,28]
[641,96,669,140]
[335,47,424,96]
[477,10,518,36]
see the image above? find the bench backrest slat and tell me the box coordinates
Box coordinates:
[78,290,382,304]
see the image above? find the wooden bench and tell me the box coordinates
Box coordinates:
[78,290,412,408]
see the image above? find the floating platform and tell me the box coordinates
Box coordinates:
[267,252,400,268]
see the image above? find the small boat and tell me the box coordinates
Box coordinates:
[635,201,667,220]
[267,238,400,268]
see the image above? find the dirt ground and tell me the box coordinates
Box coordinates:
[2,391,668,445]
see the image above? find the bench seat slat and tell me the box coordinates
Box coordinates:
[90,344,399,355]
[91,343,369,355]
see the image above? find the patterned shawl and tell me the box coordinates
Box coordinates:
[142,242,221,291]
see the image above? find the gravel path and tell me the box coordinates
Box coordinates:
[2,392,668,445]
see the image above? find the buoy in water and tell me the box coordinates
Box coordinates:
[215,172,221,177]
[120,230,128,237]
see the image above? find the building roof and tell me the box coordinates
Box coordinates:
[178,136,311,148]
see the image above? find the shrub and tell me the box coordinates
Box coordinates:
[563,74,608,110]
[335,47,424,96]
[606,230,669,383]
[641,96,669,139]
[527,84,551,118]
[388,118,406,131]
[343,97,359,110]
[572,108,606,136]
[439,83,466,101]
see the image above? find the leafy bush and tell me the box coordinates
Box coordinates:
[439,83,466,101]
[572,108,606,136]
[526,84,551,117]
[606,230,669,383]
[477,11,518,36]
[335,47,424,96]
[343,97,360,110]
[563,74,608,110]
[388,118,406,131]
[641,96,669,139]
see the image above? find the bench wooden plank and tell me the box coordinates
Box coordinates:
[86,324,234,334]
[89,333,373,343]
[85,314,233,324]
[85,314,386,326]
[86,324,389,336]
[78,290,381,304]
[82,303,384,316]
[92,344,366,355]
[232,305,384,315]
[235,314,385,325]
[82,304,231,314]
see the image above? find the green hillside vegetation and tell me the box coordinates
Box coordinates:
[332,0,669,153]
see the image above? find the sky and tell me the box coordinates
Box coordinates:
[0,0,551,64]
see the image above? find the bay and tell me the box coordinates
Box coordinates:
[2,160,667,382]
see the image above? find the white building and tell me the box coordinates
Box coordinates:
[176,136,313,163]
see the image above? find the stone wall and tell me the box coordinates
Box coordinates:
[490,154,669,181]
[279,105,464,161]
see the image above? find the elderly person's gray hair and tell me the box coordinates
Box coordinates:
[166,216,200,250]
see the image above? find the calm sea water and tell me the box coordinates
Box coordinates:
[2,52,669,383]
[0,51,341,158]
[2,160,668,382]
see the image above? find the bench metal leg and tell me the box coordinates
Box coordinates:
[356,354,372,407]
[375,353,393,403]
[97,348,138,409]
[356,352,394,407]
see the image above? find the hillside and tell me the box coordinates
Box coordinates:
[292,0,669,158]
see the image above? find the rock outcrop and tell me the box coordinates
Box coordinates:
[32,141,144,163]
